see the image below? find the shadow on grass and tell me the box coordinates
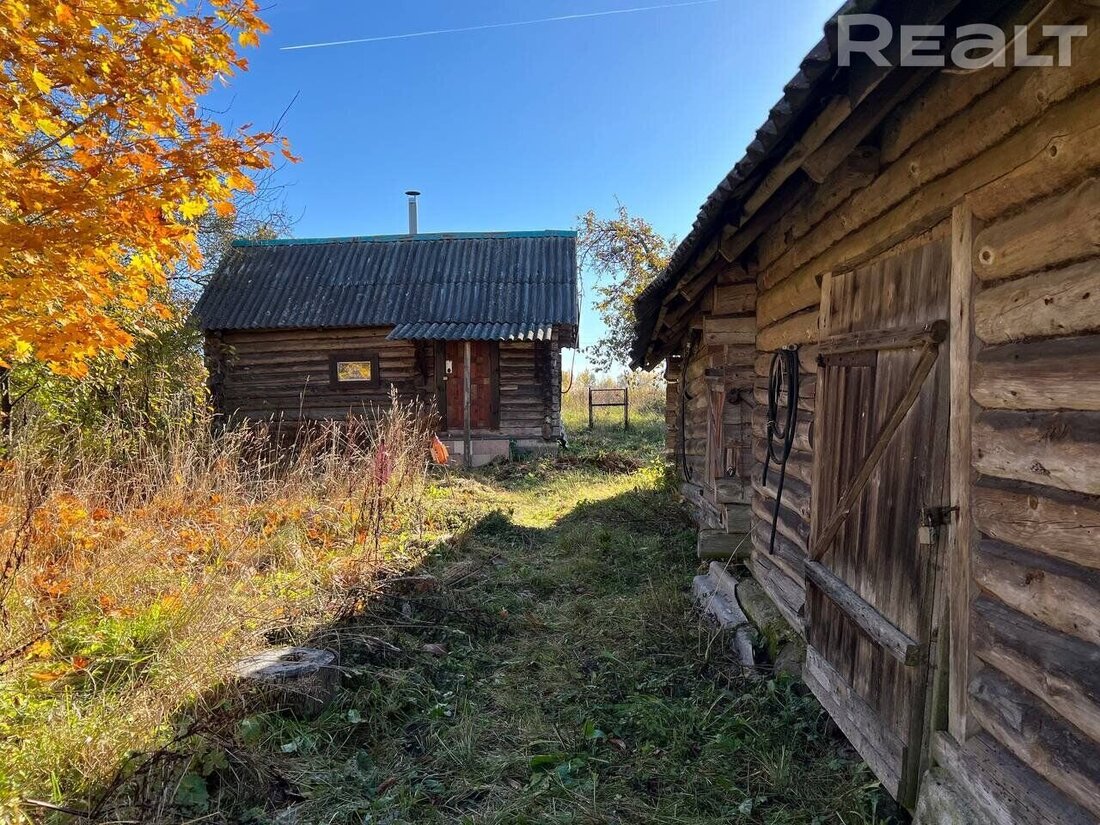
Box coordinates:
[63,465,899,825]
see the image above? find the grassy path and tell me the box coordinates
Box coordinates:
[215,440,893,824]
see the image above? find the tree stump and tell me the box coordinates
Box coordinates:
[232,646,339,719]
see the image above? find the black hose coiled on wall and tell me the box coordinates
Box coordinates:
[762,347,800,555]
[679,338,695,483]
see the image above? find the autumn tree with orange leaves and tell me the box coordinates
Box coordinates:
[0,0,292,380]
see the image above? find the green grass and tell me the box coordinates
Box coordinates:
[90,425,900,824]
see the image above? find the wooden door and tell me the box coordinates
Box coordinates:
[444,341,498,431]
[804,238,951,807]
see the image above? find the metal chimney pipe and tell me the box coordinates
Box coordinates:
[405,190,420,235]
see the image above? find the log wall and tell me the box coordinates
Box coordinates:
[661,7,1100,820]
[751,19,1100,819]
[206,327,562,441]
[664,262,757,530]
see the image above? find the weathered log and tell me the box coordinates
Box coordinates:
[736,576,793,651]
[913,767,982,825]
[972,595,1100,747]
[703,315,756,347]
[880,57,1008,165]
[721,498,751,529]
[711,283,757,316]
[753,371,816,400]
[757,147,880,271]
[752,470,811,522]
[762,82,1100,295]
[751,440,811,485]
[969,120,1100,221]
[696,528,751,562]
[751,492,809,552]
[801,67,930,185]
[756,308,819,352]
[973,410,1100,496]
[974,258,1100,344]
[970,666,1100,819]
[750,405,813,452]
[972,335,1100,411]
[758,270,824,328]
[931,731,1096,825]
[692,562,755,668]
[973,178,1100,283]
[753,346,819,378]
[750,550,805,637]
[719,177,815,266]
[973,481,1100,571]
[972,538,1100,646]
[750,519,806,582]
[233,646,340,718]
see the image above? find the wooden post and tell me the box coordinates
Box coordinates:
[463,341,472,469]
[588,386,594,429]
[623,386,630,430]
[948,203,978,743]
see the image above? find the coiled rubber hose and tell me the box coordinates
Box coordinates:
[762,347,800,555]
[679,338,696,483]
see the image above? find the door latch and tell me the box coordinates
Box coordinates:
[918,505,958,545]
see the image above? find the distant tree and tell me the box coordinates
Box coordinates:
[578,205,675,372]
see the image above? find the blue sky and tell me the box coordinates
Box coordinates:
[210,0,838,373]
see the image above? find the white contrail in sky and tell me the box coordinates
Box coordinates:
[281,0,721,51]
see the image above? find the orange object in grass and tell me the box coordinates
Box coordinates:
[430,436,449,465]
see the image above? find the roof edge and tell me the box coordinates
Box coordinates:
[232,230,578,248]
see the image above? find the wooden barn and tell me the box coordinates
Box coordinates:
[631,1,1099,821]
[193,228,578,465]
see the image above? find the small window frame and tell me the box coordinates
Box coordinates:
[329,351,381,389]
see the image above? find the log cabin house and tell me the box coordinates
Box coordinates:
[193,228,578,465]
[631,1,1099,821]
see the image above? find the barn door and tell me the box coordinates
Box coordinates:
[803,238,951,807]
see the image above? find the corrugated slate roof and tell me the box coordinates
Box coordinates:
[193,230,579,341]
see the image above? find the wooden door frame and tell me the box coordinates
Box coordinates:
[947,203,979,744]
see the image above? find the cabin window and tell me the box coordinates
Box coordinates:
[329,351,381,388]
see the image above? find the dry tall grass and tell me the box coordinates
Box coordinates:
[0,396,438,820]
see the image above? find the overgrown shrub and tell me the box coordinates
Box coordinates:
[0,396,438,820]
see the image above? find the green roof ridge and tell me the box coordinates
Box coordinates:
[232,230,577,248]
